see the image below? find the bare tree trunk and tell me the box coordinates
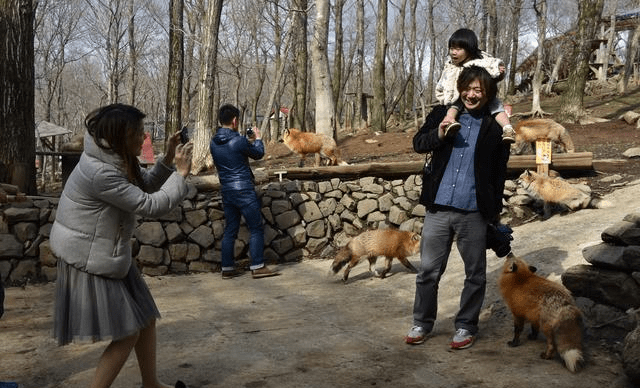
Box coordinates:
[371,0,387,133]
[620,23,640,93]
[407,0,417,122]
[425,0,436,107]
[165,0,184,145]
[292,0,308,131]
[558,0,605,123]
[332,0,345,130]
[0,0,37,194]
[544,55,563,94]
[127,0,137,105]
[486,0,498,54]
[310,0,335,137]
[507,0,523,95]
[259,12,293,139]
[182,0,202,125]
[530,0,547,117]
[480,0,488,51]
[192,0,223,173]
[602,5,617,82]
[354,0,365,132]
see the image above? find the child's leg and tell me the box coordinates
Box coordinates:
[495,111,510,128]
[442,106,459,126]
[91,332,139,388]
[496,111,515,143]
[489,98,515,143]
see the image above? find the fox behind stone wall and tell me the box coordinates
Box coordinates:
[518,170,610,218]
[513,118,575,154]
[281,128,347,167]
[330,229,420,282]
[499,253,584,373]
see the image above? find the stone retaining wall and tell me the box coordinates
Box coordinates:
[0,175,433,285]
[0,171,609,285]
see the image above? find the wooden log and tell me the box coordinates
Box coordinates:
[188,152,595,191]
[592,158,628,173]
[507,152,593,171]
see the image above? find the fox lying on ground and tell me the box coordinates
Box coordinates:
[281,128,347,167]
[518,170,610,218]
[512,118,575,154]
[330,229,420,282]
[499,253,584,373]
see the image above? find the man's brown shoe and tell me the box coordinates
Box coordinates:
[221,268,244,279]
[252,266,280,279]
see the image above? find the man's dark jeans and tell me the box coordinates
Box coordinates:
[220,188,265,271]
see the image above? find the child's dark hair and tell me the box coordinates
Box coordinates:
[85,103,146,187]
[457,66,497,103]
[218,104,240,126]
[448,28,482,60]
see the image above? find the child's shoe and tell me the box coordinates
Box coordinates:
[502,124,515,144]
[444,122,461,140]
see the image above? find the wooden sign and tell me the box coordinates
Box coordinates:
[536,139,552,175]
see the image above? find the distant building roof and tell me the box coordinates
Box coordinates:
[36,121,72,138]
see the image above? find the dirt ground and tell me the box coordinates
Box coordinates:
[2,86,640,387]
[2,182,640,388]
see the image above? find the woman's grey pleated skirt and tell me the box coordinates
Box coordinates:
[54,259,161,346]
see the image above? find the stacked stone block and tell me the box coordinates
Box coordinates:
[0,175,428,284]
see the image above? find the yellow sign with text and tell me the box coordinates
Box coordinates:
[536,139,552,165]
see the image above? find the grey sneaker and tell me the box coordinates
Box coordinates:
[444,122,461,140]
[450,328,475,349]
[405,325,429,345]
[502,124,516,144]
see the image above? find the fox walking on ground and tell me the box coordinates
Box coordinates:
[281,128,348,167]
[513,118,575,154]
[330,229,420,282]
[499,253,584,373]
[518,170,610,218]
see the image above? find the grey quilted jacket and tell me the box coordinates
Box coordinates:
[50,133,188,278]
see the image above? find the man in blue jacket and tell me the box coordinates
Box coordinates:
[405,66,510,349]
[210,104,279,279]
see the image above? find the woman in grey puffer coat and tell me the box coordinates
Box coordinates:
[50,104,192,388]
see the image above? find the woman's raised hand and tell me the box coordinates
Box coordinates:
[174,143,193,177]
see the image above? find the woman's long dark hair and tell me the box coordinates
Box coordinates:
[448,28,483,61]
[85,103,146,187]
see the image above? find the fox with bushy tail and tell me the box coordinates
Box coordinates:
[281,128,348,167]
[499,253,584,372]
[330,229,420,283]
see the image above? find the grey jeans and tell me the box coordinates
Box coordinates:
[412,209,487,334]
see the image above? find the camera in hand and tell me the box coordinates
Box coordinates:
[246,128,254,137]
[180,127,189,144]
[486,223,513,258]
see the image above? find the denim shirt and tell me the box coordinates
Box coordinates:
[434,111,481,211]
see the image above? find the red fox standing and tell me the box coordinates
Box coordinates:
[513,118,575,154]
[499,253,584,372]
[281,128,348,167]
[330,229,420,282]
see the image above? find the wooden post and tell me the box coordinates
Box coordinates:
[535,138,552,175]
